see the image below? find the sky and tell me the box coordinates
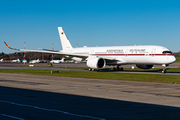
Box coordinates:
[1,0,180,54]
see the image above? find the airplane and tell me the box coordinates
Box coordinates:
[50,58,65,63]
[0,59,3,62]
[11,58,20,63]
[4,27,176,73]
[29,59,40,64]
[22,59,27,64]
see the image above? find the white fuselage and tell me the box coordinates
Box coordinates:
[50,58,64,63]
[29,59,40,64]
[61,45,176,65]
[50,60,61,63]
[11,59,20,63]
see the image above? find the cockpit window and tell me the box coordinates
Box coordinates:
[162,51,172,54]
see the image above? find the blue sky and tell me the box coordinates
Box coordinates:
[1,0,180,54]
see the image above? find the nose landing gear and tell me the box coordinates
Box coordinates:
[162,64,169,73]
[162,68,167,73]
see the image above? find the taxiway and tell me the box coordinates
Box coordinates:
[0,62,180,75]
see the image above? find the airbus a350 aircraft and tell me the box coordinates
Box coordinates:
[4,27,176,73]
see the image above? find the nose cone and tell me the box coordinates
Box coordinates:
[169,56,176,63]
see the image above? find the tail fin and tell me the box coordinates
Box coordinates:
[58,27,73,50]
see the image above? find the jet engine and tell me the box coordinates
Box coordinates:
[87,57,106,69]
[136,64,153,69]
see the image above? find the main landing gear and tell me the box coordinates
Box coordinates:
[88,68,99,71]
[113,65,123,71]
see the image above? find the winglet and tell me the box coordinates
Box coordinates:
[4,41,20,50]
[4,41,12,49]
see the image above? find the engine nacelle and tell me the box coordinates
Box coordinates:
[136,64,153,69]
[86,57,106,69]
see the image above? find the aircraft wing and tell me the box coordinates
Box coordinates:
[4,41,62,54]
[4,41,122,62]
[4,41,88,58]
[38,48,59,52]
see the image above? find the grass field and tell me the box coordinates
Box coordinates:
[176,57,180,62]
[0,69,179,84]
[29,66,180,72]
[22,65,180,72]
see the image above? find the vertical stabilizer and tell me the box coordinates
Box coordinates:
[58,27,73,50]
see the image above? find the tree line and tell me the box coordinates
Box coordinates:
[0,52,64,60]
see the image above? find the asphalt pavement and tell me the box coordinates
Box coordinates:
[0,62,180,75]
[1,73,180,119]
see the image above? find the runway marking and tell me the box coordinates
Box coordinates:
[0,100,105,120]
[1,114,24,120]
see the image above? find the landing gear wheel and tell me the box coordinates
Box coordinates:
[120,67,124,71]
[162,67,167,73]
[113,67,116,71]
[113,66,123,71]
[89,68,99,72]
[117,66,120,71]
[162,69,167,73]
[89,68,92,71]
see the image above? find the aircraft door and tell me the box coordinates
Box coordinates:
[125,49,129,56]
[151,49,156,57]
[90,50,95,55]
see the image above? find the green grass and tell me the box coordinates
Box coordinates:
[176,57,180,62]
[20,65,180,72]
[0,69,180,84]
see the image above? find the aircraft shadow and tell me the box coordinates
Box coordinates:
[99,68,180,74]
[99,69,163,73]
[0,86,180,120]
